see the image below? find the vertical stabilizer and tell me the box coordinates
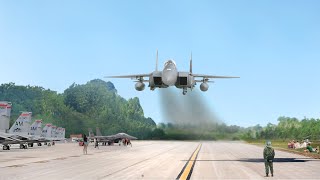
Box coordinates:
[42,123,52,139]
[30,119,42,136]
[0,101,11,133]
[51,126,57,139]
[190,52,193,74]
[56,127,63,139]
[96,127,102,136]
[156,49,158,71]
[88,128,95,137]
[9,112,32,136]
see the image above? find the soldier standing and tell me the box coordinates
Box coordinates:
[94,138,99,149]
[263,141,275,177]
[83,134,88,155]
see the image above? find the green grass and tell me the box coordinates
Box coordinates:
[245,139,320,159]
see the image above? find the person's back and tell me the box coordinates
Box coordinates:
[83,135,88,142]
[263,141,275,177]
[264,146,275,160]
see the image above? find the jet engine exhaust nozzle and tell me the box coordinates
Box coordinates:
[135,82,145,91]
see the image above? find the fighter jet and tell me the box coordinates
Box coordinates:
[6,112,61,148]
[0,103,30,150]
[88,128,116,145]
[5,112,39,149]
[105,51,239,95]
[29,120,52,146]
[40,123,65,145]
[89,128,137,145]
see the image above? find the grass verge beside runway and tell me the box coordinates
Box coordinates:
[246,140,320,159]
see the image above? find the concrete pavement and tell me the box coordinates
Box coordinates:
[0,141,319,180]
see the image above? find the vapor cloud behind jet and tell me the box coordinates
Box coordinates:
[158,88,222,128]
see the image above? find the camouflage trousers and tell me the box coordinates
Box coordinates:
[264,160,274,175]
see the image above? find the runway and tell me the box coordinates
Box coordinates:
[0,141,319,180]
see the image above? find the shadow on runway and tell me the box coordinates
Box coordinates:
[182,158,317,163]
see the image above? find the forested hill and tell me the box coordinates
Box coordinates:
[0,79,156,138]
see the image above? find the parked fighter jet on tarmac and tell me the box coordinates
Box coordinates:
[105,51,239,95]
[1,112,65,150]
[89,128,137,145]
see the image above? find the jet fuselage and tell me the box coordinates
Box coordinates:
[162,60,178,86]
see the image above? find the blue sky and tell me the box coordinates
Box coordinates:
[1,0,320,127]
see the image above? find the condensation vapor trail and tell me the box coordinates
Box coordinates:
[158,87,222,128]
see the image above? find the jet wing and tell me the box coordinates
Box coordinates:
[104,73,151,79]
[192,74,240,79]
[0,133,22,142]
[0,138,22,145]
[0,133,13,140]
[114,133,138,140]
[10,134,30,140]
[0,133,19,140]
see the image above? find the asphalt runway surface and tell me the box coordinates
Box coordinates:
[0,141,319,180]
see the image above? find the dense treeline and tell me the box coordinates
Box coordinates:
[0,80,156,138]
[241,116,320,141]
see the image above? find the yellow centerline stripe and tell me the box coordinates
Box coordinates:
[177,143,202,180]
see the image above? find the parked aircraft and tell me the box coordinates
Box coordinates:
[1,112,65,150]
[88,128,114,145]
[6,112,39,149]
[88,128,137,145]
[29,120,51,146]
[0,103,29,150]
[1,102,66,150]
[105,51,239,95]
[41,123,65,144]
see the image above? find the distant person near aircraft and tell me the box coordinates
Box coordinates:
[122,138,132,147]
[94,138,99,149]
[263,141,275,177]
[83,134,88,155]
[105,50,239,95]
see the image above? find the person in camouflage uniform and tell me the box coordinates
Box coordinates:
[263,141,275,177]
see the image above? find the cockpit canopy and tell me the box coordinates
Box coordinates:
[164,60,176,67]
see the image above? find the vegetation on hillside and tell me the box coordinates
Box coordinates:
[0,79,156,139]
[241,116,320,141]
